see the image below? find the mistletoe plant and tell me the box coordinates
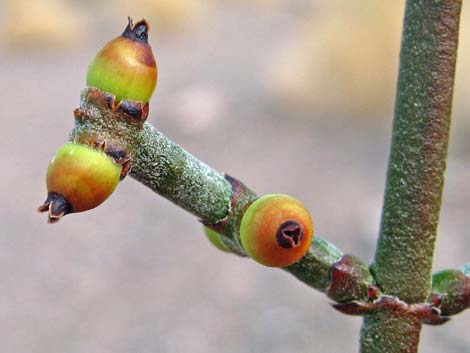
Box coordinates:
[38,2,468,352]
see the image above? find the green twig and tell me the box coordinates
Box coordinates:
[363,0,462,351]
[371,0,462,304]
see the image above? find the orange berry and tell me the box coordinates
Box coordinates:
[239,194,313,267]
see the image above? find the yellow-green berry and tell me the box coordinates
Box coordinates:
[86,18,157,104]
[38,143,122,222]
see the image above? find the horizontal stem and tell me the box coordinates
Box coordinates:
[284,236,343,292]
[71,88,374,301]
[71,88,231,224]
[130,123,232,223]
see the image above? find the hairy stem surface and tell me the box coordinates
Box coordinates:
[371,0,461,303]
[363,0,462,352]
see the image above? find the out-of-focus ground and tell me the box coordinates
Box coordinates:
[0,1,468,352]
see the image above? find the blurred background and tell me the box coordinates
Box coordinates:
[0,1,468,352]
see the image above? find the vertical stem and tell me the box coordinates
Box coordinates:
[370,0,461,303]
[363,1,461,351]
[361,310,422,353]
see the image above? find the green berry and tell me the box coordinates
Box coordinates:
[203,226,230,252]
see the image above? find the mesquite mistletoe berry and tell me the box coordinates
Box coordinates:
[203,226,230,253]
[38,143,122,222]
[239,194,314,267]
[86,17,157,104]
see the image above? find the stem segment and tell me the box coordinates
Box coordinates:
[130,123,232,223]
[371,0,462,303]
[71,88,361,295]
[361,309,422,353]
[71,88,232,224]
[364,1,462,351]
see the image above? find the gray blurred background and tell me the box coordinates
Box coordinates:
[0,1,468,352]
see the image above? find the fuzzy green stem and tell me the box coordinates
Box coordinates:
[284,236,343,292]
[370,0,461,304]
[130,123,232,223]
[363,1,462,351]
[361,310,422,353]
[71,90,232,224]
